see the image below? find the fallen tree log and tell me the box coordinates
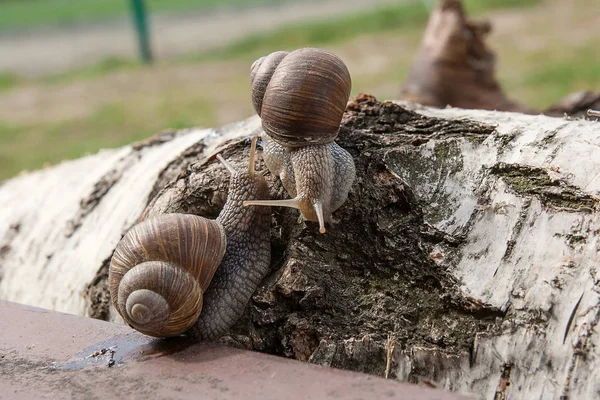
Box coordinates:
[1,95,599,400]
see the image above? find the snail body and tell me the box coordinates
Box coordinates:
[244,48,356,233]
[109,139,271,339]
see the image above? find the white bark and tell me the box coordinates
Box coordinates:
[389,105,600,399]
[0,119,261,315]
[1,105,599,400]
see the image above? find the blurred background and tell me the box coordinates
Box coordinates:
[0,0,598,181]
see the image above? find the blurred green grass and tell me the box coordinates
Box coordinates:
[193,0,541,61]
[0,98,217,178]
[517,47,600,109]
[193,1,430,61]
[0,0,283,31]
[43,57,141,84]
[1,0,598,181]
[0,73,20,92]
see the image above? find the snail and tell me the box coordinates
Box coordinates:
[243,48,356,234]
[109,138,271,339]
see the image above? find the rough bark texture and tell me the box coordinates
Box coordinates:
[1,95,600,400]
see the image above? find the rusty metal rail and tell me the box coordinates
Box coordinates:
[0,301,470,399]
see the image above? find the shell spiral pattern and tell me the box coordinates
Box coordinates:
[109,214,227,337]
[250,48,352,148]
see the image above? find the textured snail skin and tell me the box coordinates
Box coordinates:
[188,169,271,340]
[109,142,271,340]
[327,140,356,213]
[261,133,295,196]
[261,134,355,223]
[247,48,356,232]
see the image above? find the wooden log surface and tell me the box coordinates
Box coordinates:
[1,95,599,399]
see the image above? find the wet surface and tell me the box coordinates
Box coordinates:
[47,334,152,370]
[0,301,471,399]
[46,334,199,371]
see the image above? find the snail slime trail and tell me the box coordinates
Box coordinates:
[109,138,271,339]
[244,48,356,234]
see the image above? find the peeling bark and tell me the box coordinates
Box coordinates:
[1,95,599,400]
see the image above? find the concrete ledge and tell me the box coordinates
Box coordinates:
[0,301,469,399]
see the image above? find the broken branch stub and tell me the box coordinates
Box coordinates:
[399,0,600,119]
[400,0,534,113]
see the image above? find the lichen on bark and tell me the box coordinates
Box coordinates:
[139,94,504,380]
[490,163,600,212]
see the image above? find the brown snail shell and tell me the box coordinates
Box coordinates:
[250,48,352,148]
[109,214,226,337]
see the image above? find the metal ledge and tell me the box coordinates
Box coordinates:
[0,301,470,399]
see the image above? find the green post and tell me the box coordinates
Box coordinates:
[130,0,153,63]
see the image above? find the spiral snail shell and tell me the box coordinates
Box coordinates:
[250,48,352,147]
[245,48,356,234]
[109,214,226,337]
[109,138,271,339]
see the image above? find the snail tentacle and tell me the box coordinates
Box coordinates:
[249,48,355,233]
[188,137,271,340]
